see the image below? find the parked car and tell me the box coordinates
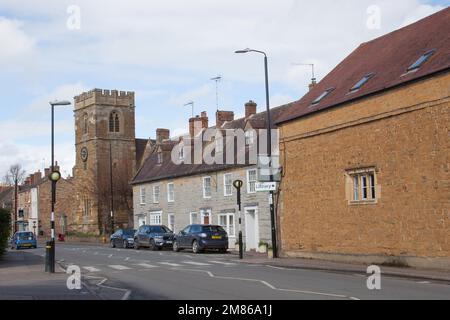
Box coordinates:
[134,225,174,251]
[173,225,228,254]
[10,231,37,250]
[110,229,136,248]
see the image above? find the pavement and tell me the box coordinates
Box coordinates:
[1,243,447,300]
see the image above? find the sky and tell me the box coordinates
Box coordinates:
[0,0,448,178]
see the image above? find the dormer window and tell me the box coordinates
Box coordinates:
[407,49,436,73]
[157,152,163,164]
[349,73,375,93]
[311,88,335,106]
[109,112,120,133]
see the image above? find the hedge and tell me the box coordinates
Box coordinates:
[0,208,11,257]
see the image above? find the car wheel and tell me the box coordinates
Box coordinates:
[173,241,180,252]
[192,240,201,254]
[110,240,116,248]
[134,241,140,250]
[219,248,227,254]
[149,239,157,251]
[123,240,128,249]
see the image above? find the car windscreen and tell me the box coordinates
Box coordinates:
[202,226,226,233]
[123,229,136,236]
[17,233,34,240]
[150,226,170,233]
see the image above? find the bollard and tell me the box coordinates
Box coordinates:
[45,241,52,273]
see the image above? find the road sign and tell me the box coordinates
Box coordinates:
[255,182,277,192]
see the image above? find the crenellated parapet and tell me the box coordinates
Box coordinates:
[75,88,135,109]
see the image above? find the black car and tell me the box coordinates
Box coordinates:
[110,229,136,248]
[134,225,174,251]
[173,225,228,254]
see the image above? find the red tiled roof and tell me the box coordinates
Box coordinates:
[277,7,450,125]
[132,103,294,185]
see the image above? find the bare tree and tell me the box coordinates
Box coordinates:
[4,164,26,233]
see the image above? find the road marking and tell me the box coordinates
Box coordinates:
[178,268,355,300]
[137,263,158,268]
[182,261,212,266]
[108,265,131,271]
[209,261,236,266]
[83,266,101,273]
[108,254,113,258]
[125,257,130,261]
[418,281,431,284]
[159,262,182,267]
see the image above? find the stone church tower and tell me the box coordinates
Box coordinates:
[72,89,143,235]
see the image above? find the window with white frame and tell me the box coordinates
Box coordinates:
[167,183,175,203]
[224,174,233,197]
[168,214,175,232]
[157,152,163,164]
[203,176,212,199]
[349,169,377,203]
[149,212,162,225]
[247,169,257,194]
[190,212,199,225]
[218,213,235,237]
[245,130,255,145]
[139,187,146,205]
[153,185,160,204]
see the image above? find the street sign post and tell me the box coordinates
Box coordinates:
[233,180,244,260]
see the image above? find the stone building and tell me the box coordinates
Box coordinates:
[71,89,149,235]
[132,101,290,251]
[275,8,450,269]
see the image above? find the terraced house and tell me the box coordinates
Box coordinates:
[132,101,290,251]
[276,8,450,270]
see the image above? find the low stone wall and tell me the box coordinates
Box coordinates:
[282,250,450,271]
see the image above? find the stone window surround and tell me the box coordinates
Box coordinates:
[346,167,379,206]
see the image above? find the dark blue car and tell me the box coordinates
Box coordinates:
[11,232,37,250]
[110,229,136,249]
[173,225,228,254]
[134,225,174,251]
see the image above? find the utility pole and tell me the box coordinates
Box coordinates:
[233,180,244,259]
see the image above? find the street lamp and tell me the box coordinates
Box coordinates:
[46,100,71,273]
[235,48,278,258]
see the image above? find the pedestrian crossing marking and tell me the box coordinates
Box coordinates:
[108,265,131,270]
[209,261,236,266]
[182,261,212,266]
[137,263,158,268]
[83,266,101,272]
[159,262,182,267]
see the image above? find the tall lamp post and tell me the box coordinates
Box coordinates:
[235,48,278,258]
[46,100,71,273]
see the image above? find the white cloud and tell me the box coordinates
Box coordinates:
[400,4,444,27]
[0,17,35,65]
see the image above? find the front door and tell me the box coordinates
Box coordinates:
[201,209,211,225]
[245,207,259,251]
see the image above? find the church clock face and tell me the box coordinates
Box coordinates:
[80,147,89,162]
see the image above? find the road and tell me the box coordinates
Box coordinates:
[8,244,450,300]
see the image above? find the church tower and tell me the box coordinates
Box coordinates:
[73,89,137,235]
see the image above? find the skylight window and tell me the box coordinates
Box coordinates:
[349,73,375,93]
[407,49,436,72]
[311,88,335,106]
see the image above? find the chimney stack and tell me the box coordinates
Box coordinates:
[309,78,317,91]
[245,100,257,119]
[33,171,42,185]
[156,129,170,144]
[216,111,235,128]
[189,112,209,137]
[44,168,50,178]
